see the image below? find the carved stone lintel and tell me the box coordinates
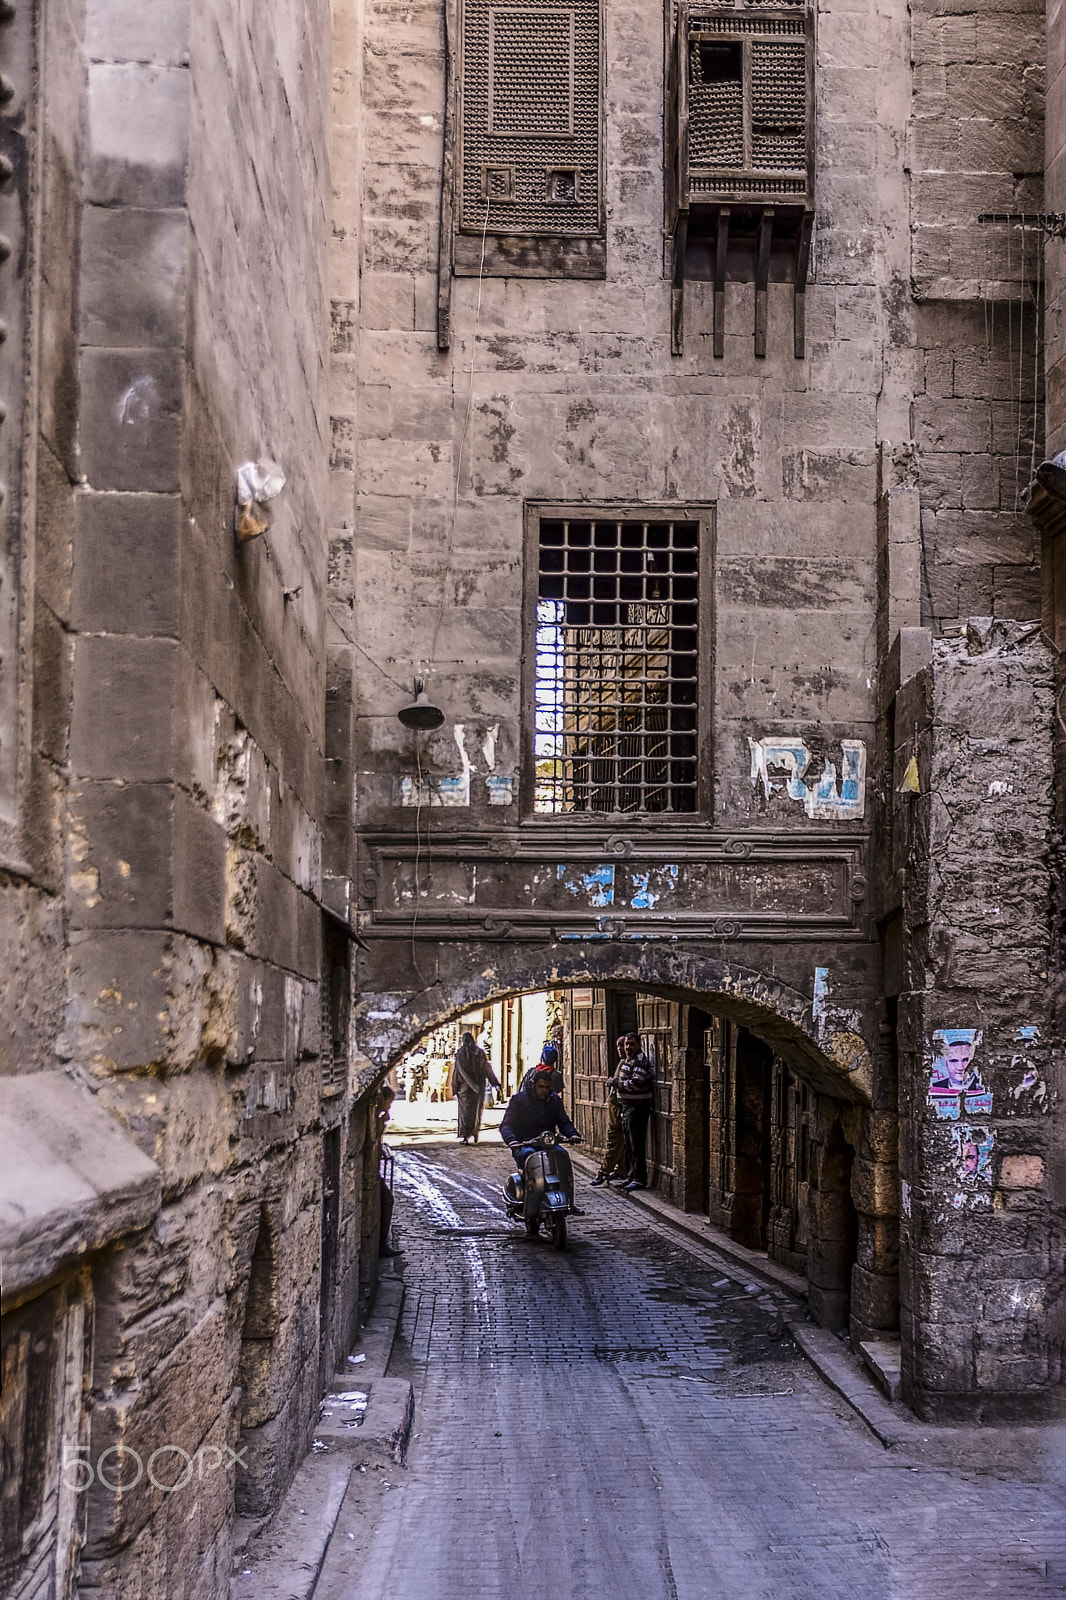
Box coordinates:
[723,837,753,858]
[606,834,633,858]
[482,914,514,937]
[708,918,741,940]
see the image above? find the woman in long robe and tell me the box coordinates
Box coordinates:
[453,1033,500,1144]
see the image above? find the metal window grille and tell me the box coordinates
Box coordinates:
[533,517,700,815]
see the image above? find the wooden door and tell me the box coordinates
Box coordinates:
[636,995,677,1187]
[568,987,608,1147]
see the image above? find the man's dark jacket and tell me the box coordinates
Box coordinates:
[500,1087,579,1148]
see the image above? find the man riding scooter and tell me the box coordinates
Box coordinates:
[500,1065,582,1246]
[501,1063,581,1163]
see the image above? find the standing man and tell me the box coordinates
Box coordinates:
[589,1035,630,1188]
[615,1032,656,1193]
[453,1031,500,1145]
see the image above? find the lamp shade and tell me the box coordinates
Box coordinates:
[397,687,445,730]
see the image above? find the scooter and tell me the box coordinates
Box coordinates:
[503,1130,577,1250]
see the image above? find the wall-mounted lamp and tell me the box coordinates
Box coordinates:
[397,678,445,730]
[235,458,286,542]
[1035,450,1066,502]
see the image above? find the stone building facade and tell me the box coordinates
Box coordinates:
[0,2,384,1596]
[341,0,1062,1430]
[0,0,1064,1594]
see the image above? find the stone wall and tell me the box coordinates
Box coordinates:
[0,1,384,1595]
[895,621,1062,1419]
[908,0,1045,629]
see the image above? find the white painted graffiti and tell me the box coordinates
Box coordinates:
[749,737,867,820]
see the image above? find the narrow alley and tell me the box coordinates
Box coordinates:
[313,1112,1066,1600]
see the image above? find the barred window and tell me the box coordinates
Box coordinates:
[531,514,706,815]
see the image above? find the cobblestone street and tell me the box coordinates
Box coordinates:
[317,1115,1066,1600]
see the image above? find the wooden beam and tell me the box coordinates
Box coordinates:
[755,208,773,358]
[672,216,688,357]
[793,210,813,361]
[713,207,730,360]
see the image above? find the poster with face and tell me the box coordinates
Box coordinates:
[928,1028,991,1119]
[953,1124,994,1181]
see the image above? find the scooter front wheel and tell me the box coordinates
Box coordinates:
[525,1217,540,1237]
[550,1214,567,1251]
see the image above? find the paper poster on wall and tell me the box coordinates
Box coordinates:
[927,1029,992,1119]
[951,1124,995,1209]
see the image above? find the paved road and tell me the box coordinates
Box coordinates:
[326,1129,1066,1600]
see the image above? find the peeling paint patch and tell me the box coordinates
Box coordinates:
[486,775,514,805]
[556,863,615,906]
[630,864,678,909]
[749,737,867,820]
[482,724,500,770]
[812,966,830,1037]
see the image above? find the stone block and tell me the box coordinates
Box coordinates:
[81,206,187,349]
[998,1154,1045,1188]
[71,635,177,782]
[992,565,1042,620]
[857,1216,900,1275]
[72,491,181,635]
[79,349,183,492]
[807,1285,849,1332]
[86,63,189,207]
[173,793,226,945]
[851,1158,900,1218]
[851,1263,900,1330]
[86,0,190,67]
[360,272,416,330]
[66,781,173,930]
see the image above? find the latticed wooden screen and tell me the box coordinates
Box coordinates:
[459,0,601,235]
[686,8,810,203]
[533,516,701,815]
[320,919,350,1097]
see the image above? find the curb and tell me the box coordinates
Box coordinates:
[234,1266,413,1600]
[569,1148,808,1300]
[786,1322,911,1449]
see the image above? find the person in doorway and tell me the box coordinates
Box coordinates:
[500,1064,581,1167]
[378,1084,399,1258]
[453,1032,500,1145]
[589,1035,630,1187]
[615,1032,656,1192]
[520,1042,565,1098]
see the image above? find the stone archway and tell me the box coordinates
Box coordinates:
[353,939,899,1352]
[353,941,876,1106]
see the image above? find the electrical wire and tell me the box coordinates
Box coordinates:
[404,201,492,989]
[429,197,492,670]
[1029,238,1042,495]
[353,637,413,695]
